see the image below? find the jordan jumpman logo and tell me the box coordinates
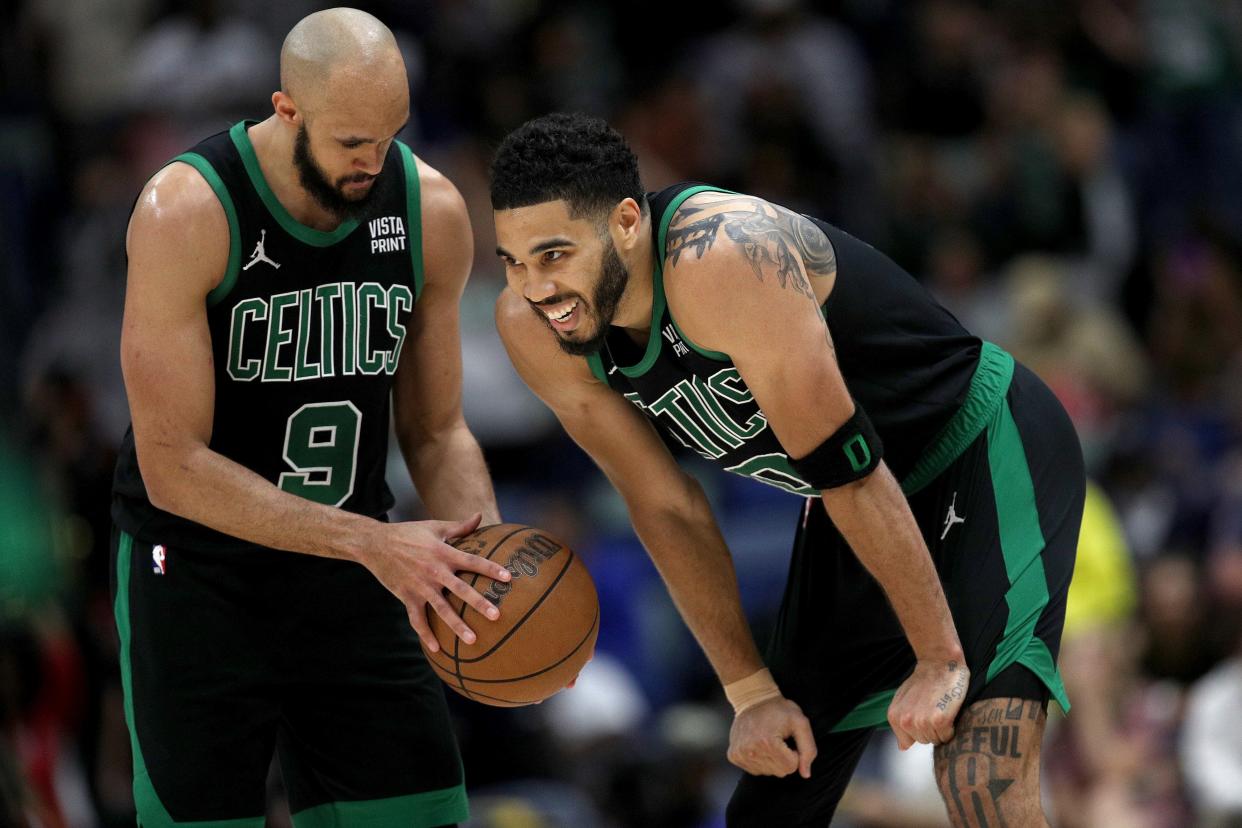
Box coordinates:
[941,492,966,540]
[243,229,280,270]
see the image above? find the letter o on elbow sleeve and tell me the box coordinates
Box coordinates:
[789,402,883,489]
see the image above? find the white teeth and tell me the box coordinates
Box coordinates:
[546,300,578,322]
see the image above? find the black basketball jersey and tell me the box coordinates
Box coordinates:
[112,120,425,550]
[587,183,982,497]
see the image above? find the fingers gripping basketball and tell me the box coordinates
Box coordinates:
[425,524,599,706]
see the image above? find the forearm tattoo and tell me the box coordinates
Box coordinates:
[937,661,970,711]
[665,197,837,302]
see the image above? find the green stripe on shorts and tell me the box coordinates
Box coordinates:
[984,401,1069,713]
[830,688,898,733]
[115,531,265,828]
[291,783,469,828]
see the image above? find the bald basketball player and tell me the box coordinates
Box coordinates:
[111,9,508,826]
[490,114,1084,826]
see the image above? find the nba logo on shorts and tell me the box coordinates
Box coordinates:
[152,545,167,575]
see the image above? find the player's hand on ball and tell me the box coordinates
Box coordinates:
[887,658,969,750]
[727,697,817,779]
[364,512,512,653]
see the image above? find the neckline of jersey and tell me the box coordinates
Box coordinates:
[608,184,728,379]
[229,120,360,247]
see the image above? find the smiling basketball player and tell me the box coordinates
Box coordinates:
[489,113,1085,827]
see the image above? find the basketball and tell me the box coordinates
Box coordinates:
[426,523,599,707]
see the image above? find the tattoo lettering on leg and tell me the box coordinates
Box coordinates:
[665,196,837,304]
[947,753,1014,828]
[936,697,1049,827]
[944,723,1024,760]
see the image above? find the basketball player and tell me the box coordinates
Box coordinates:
[111,9,511,826]
[490,113,1084,826]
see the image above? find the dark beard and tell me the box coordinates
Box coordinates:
[552,239,629,357]
[293,123,377,220]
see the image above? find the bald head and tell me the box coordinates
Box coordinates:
[281,8,406,115]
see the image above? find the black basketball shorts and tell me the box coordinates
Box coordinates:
[111,529,467,827]
[727,360,1085,827]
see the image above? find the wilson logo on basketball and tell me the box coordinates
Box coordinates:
[482,533,561,606]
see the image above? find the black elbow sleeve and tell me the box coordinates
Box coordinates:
[788,402,883,490]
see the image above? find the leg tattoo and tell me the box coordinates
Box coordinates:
[935,698,1049,828]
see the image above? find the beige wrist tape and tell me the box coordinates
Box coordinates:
[724,668,782,715]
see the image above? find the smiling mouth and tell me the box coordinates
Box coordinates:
[533,297,583,333]
[545,299,577,322]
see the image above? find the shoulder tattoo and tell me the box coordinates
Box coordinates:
[664,196,836,302]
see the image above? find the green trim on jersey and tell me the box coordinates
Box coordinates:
[660,186,745,364]
[586,352,610,384]
[228,121,360,247]
[901,342,1014,496]
[291,784,468,828]
[653,185,736,368]
[610,185,724,379]
[115,532,265,827]
[616,255,667,378]
[172,153,242,308]
[396,141,426,300]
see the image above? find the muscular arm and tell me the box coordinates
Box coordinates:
[495,290,763,684]
[122,163,378,560]
[393,162,499,523]
[667,195,965,738]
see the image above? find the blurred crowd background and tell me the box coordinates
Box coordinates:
[3,0,1242,825]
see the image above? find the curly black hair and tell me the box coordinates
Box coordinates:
[490,112,646,221]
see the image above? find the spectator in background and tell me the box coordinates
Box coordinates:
[1181,630,1242,826]
[22,0,152,130]
[1045,482,1152,827]
[1002,254,1150,472]
[924,225,1005,344]
[0,435,92,827]
[1140,555,1220,685]
[125,0,276,134]
[1051,93,1137,303]
[689,0,881,233]
[1138,0,1242,240]
[0,740,42,827]
[974,54,1140,291]
[1205,452,1242,619]
[878,0,990,141]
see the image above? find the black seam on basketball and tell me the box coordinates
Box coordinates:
[453,550,575,664]
[450,524,526,697]
[449,605,599,684]
[458,611,596,703]
[424,649,456,675]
